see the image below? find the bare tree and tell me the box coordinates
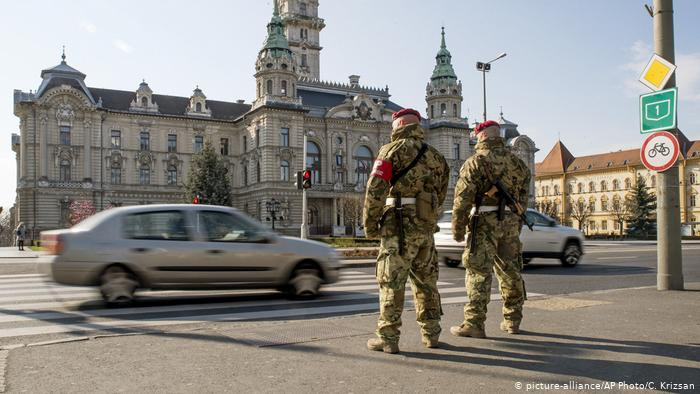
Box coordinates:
[0,208,16,247]
[342,194,364,237]
[535,199,560,223]
[568,198,592,233]
[610,194,631,239]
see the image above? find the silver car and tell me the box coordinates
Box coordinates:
[435,209,585,268]
[40,204,340,304]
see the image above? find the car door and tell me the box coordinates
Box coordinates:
[521,210,559,253]
[191,209,279,284]
[122,209,198,285]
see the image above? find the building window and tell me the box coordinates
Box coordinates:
[601,220,608,230]
[280,127,290,147]
[430,105,434,119]
[336,154,343,167]
[280,160,290,181]
[219,138,229,156]
[613,179,620,190]
[111,167,121,185]
[336,170,344,184]
[139,165,150,185]
[301,54,308,67]
[588,181,595,193]
[614,220,620,230]
[168,134,177,153]
[59,126,71,145]
[141,96,148,107]
[256,130,260,148]
[453,103,458,117]
[194,136,203,153]
[568,184,573,194]
[195,102,202,112]
[589,198,596,213]
[281,80,287,96]
[140,132,150,151]
[453,143,460,160]
[577,183,583,193]
[59,159,71,181]
[589,220,596,231]
[243,165,248,186]
[625,178,631,189]
[354,145,373,186]
[167,165,177,185]
[266,80,273,95]
[440,103,446,115]
[111,130,121,149]
[243,136,247,153]
[601,180,607,191]
[691,194,696,207]
[601,198,608,211]
[690,172,696,185]
[554,185,560,195]
[299,2,307,15]
[256,161,261,183]
[306,141,321,184]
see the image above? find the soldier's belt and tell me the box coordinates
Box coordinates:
[385,197,416,205]
[469,205,511,215]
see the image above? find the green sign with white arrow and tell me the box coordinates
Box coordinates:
[640,87,677,134]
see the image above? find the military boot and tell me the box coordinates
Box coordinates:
[500,321,520,334]
[422,337,439,348]
[449,324,486,338]
[367,338,399,354]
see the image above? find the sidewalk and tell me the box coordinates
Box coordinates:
[3,284,698,393]
[0,247,43,259]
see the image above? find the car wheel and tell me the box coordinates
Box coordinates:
[288,267,322,299]
[100,265,138,305]
[560,242,582,267]
[444,257,461,268]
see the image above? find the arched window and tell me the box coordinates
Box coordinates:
[257,83,261,97]
[266,80,273,95]
[453,103,458,117]
[306,141,321,184]
[280,160,290,181]
[612,179,620,190]
[625,178,631,189]
[167,165,177,185]
[430,105,434,119]
[568,184,573,194]
[600,180,607,191]
[354,145,373,186]
[554,185,560,195]
[243,165,248,186]
[601,196,608,211]
[110,162,121,185]
[588,181,595,193]
[242,136,247,153]
[141,96,148,106]
[139,164,150,185]
[577,183,583,193]
[440,103,446,115]
[281,80,287,96]
[59,159,71,181]
[589,197,596,213]
[256,161,261,183]
[195,102,202,112]
[612,195,621,211]
[690,172,696,185]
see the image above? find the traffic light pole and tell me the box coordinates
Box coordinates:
[301,133,308,239]
[653,0,683,290]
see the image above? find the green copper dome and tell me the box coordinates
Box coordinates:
[431,27,457,81]
[261,0,292,57]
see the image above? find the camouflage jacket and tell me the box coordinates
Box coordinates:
[362,123,449,238]
[452,137,531,240]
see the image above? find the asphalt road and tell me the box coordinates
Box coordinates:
[0,243,698,344]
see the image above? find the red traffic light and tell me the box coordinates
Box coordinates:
[303,170,311,180]
[193,196,200,204]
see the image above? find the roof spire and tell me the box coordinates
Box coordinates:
[273,0,279,16]
[430,27,457,81]
[440,26,446,49]
[500,106,503,116]
[61,45,66,64]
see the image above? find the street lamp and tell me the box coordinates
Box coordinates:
[265,198,282,231]
[476,52,507,121]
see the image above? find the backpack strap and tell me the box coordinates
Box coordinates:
[390,143,428,186]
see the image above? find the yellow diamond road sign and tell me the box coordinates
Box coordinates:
[639,54,676,91]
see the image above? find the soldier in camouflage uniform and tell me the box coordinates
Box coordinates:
[363,108,450,354]
[450,120,531,338]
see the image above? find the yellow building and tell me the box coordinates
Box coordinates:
[535,137,700,236]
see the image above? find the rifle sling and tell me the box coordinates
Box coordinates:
[390,143,428,187]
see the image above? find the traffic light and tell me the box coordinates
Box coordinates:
[294,171,303,190]
[193,195,200,204]
[302,170,312,189]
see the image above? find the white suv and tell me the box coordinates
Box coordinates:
[435,209,584,268]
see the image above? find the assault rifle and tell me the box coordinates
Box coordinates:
[481,165,534,231]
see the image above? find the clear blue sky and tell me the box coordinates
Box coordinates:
[2,0,700,210]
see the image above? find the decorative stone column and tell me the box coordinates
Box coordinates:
[83,118,92,181]
[39,113,48,179]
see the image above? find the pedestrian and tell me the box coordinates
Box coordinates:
[363,108,450,354]
[450,120,531,338]
[15,222,26,251]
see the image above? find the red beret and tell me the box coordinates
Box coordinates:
[392,108,421,121]
[474,120,500,134]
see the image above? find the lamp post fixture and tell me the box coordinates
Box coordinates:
[476,52,507,121]
[266,198,282,231]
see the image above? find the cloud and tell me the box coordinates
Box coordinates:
[112,39,133,54]
[620,40,700,102]
[80,20,97,33]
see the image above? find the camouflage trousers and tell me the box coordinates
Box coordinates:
[375,225,442,345]
[461,212,525,330]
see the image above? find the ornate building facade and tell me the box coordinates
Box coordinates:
[535,138,700,236]
[11,1,537,239]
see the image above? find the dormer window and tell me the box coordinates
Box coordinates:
[186,86,211,117]
[130,80,159,113]
[141,96,147,107]
[196,102,202,112]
